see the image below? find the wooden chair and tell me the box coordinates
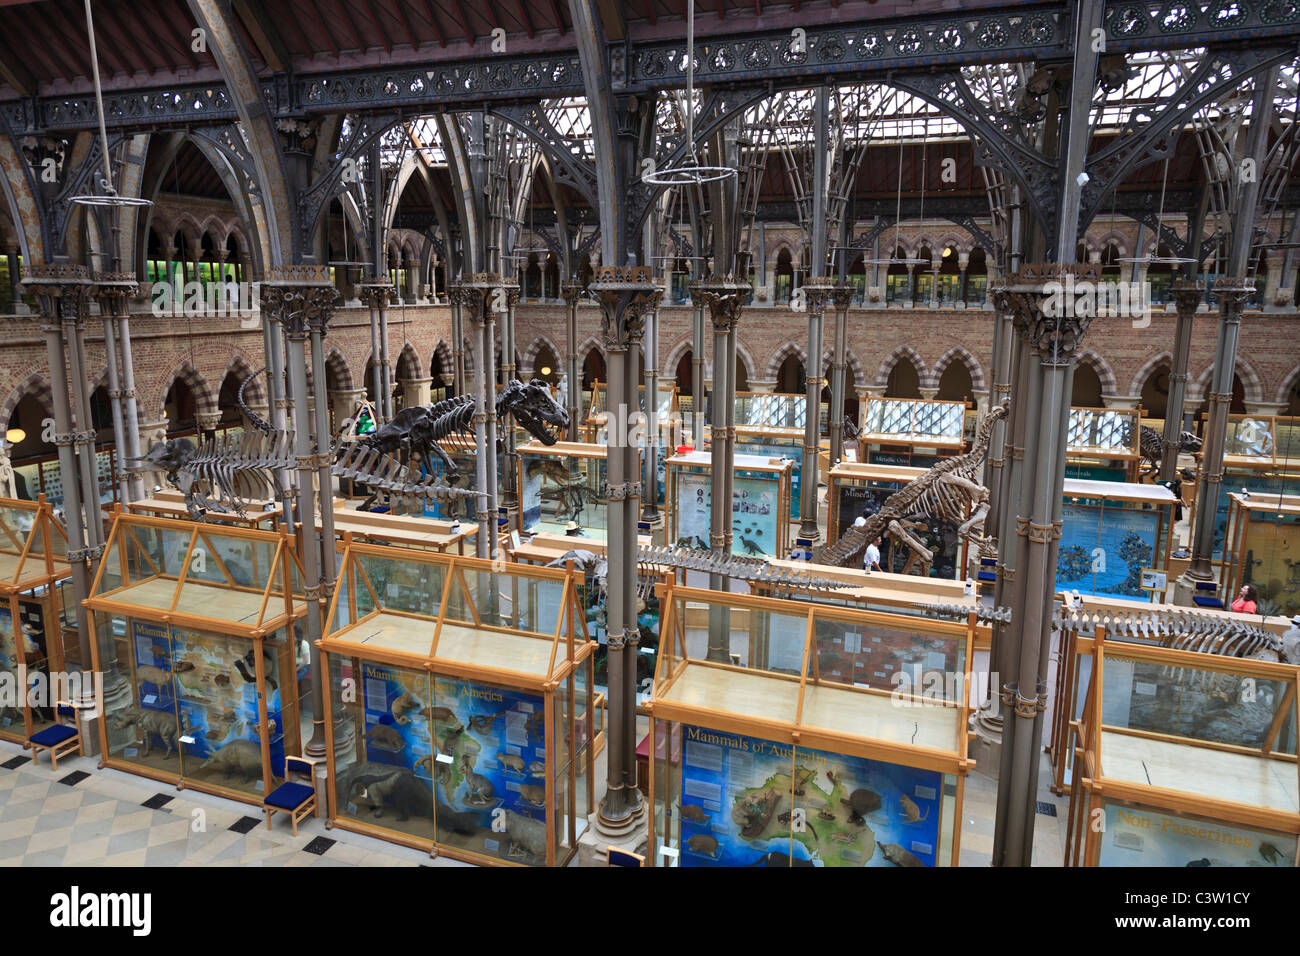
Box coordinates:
[263,756,317,836]
[607,846,645,867]
[28,702,82,770]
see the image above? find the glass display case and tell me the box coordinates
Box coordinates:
[665,450,793,559]
[320,543,596,865]
[733,392,811,519]
[858,396,966,469]
[125,489,282,529]
[415,434,482,521]
[648,585,974,867]
[1065,406,1140,482]
[826,462,969,579]
[583,383,679,506]
[85,514,308,805]
[1056,479,1177,601]
[517,440,635,543]
[1207,414,1300,568]
[1066,629,1299,866]
[0,496,72,744]
[1222,492,1300,619]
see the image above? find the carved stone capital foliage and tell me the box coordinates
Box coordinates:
[831,281,855,313]
[260,270,342,337]
[21,263,94,322]
[93,271,140,313]
[560,278,583,307]
[1212,275,1255,316]
[449,273,503,326]
[589,265,662,349]
[799,275,838,318]
[359,282,394,310]
[1170,278,1204,317]
[688,275,750,333]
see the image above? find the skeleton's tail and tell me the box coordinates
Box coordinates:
[239,368,276,436]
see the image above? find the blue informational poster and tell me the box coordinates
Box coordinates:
[678,725,943,867]
[1056,505,1159,600]
[675,472,781,558]
[131,620,175,714]
[735,441,802,518]
[1099,803,1297,867]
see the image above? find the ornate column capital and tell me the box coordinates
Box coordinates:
[990,263,1101,365]
[590,265,662,350]
[799,275,837,318]
[1211,276,1254,319]
[21,263,96,325]
[358,281,394,311]
[1170,278,1204,318]
[689,274,750,333]
[93,271,140,317]
[450,273,504,327]
[260,266,341,337]
[831,280,855,314]
[195,410,223,433]
[560,278,583,307]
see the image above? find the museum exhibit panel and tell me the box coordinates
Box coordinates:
[84,514,308,804]
[1221,493,1300,619]
[732,391,816,519]
[665,451,793,559]
[1065,628,1299,867]
[319,543,596,865]
[857,396,968,470]
[1205,415,1300,575]
[647,584,973,867]
[0,497,72,743]
[1056,480,1178,601]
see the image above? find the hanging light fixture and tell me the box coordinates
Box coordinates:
[640,0,737,187]
[5,427,26,444]
[69,0,153,208]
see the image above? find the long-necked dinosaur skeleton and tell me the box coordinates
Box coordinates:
[818,402,1008,571]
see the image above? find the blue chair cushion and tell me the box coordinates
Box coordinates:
[1194,581,1217,591]
[977,571,997,582]
[980,557,997,567]
[1192,596,1225,609]
[264,781,315,810]
[30,724,78,747]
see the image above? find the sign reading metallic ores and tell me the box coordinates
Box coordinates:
[320,542,600,866]
[647,584,976,867]
[85,514,308,805]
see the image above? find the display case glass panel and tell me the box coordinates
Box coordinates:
[860,397,965,446]
[667,452,792,559]
[1223,494,1300,618]
[1095,798,1298,867]
[519,443,618,542]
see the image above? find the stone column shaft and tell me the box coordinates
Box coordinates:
[1161,281,1202,482]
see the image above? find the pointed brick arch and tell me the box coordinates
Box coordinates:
[874,345,927,389]
[1127,351,1173,398]
[325,348,354,392]
[928,346,986,392]
[1075,350,1118,396]
[1191,357,1264,404]
[522,334,563,378]
[157,360,217,418]
[395,343,423,381]
[0,374,54,430]
[430,340,454,381]
[764,341,808,381]
[221,354,265,405]
[1275,364,1300,406]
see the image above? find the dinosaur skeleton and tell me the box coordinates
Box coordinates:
[1135,425,1202,479]
[818,403,1008,571]
[128,370,486,521]
[921,602,1013,625]
[527,458,590,524]
[356,378,568,479]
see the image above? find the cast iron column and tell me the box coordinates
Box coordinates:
[692,298,707,447]
[454,275,502,558]
[642,294,661,524]
[261,273,341,758]
[501,282,521,517]
[797,277,836,543]
[361,284,391,420]
[827,283,853,466]
[992,264,1095,867]
[95,275,137,502]
[588,265,660,834]
[561,279,582,441]
[1160,280,1203,482]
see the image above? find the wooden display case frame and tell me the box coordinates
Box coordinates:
[1065,405,1141,482]
[0,496,72,744]
[1058,478,1179,602]
[664,450,793,559]
[1221,492,1300,616]
[1064,628,1300,866]
[125,488,282,530]
[84,513,308,806]
[856,395,967,468]
[582,380,679,446]
[516,440,640,543]
[319,542,598,866]
[646,583,977,867]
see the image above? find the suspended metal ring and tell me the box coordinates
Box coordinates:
[641,163,737,186]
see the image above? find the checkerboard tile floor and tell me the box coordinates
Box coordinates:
[0,735,1067,867]
[0,739,471,868]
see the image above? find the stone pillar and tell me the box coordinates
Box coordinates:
[195,410,222,443]
[1100,394,1141,410]
[501,282,521,517]
[828,282,853,466]
[95,275,141,501]
[1243,400,1288,418]
[748,378,778,394]
[451,275,502,559]
[918,387,940,402]
[588,265,661,837]
[1160,280,1202,482]
[797,277,835,543]
[401,377,433,408]
[971,387,991,418]
[328,388,368,430]
[360,283,393,420]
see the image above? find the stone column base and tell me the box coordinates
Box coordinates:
[968,711,1002,782]
[577,810,651,867]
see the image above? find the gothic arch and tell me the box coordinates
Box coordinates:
[1127,351,1174,398]
[157,360,217,418]
[522,334,564,378]
[1076,350,1118,396]
[662,336,696,386]
[1275,364,1300,406]
[874,345,928,389]
[0,374,54,429]
[1191,357,1264,404]
[221,355,265,404]
[764,341,808,382]
[928,346,986,392]
[395,343,423,381]
[325,348,354,391]
[430,340,454,381]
